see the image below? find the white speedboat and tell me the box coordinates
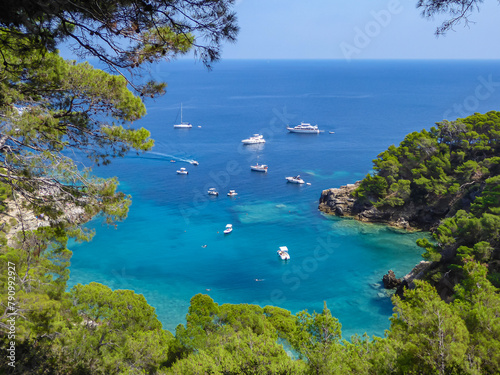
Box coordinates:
[286,122,320,134]
[208,188,219,196]
[190,160,199,166]
[173,104,193,128]
[277,246,290,260]
[250,163,268,172]
[227,190,238,197]
[177,167,188,175]
[224,224,233,234]
[242,134,266,145]
[286,175,305,184]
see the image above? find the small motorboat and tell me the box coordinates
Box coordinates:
[170,160,176,163]
[277,246,290,260]
[241,134,266,145]
[191,160,199,166]
[177,167,188,175]
[286,175,305,184]
[227,190,238,197]
[329,131,335,134]
[250,163,268,172]
[223,224,233,234]
[208,188,219,196]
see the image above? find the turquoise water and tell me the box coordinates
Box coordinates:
[68,60,500,338]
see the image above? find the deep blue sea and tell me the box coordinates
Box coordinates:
[68,60,500,338]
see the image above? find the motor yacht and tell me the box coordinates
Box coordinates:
[227,190,238,197]
[286,175,305,184]
[286,122,320,134]
[208,188,219,196]
[250,163,268,172]
[241,134,266,145]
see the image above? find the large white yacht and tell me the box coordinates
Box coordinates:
[286,122,320,134]
[173,104,193,128]
[241,134,266,145]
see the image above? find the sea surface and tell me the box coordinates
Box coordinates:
[68,59,500,338]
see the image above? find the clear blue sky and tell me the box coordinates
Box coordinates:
[221,0,500,59]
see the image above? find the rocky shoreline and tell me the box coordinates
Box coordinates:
[319,181,415,230]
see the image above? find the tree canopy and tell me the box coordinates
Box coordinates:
[417,0,500,35]
[0,0,238,87]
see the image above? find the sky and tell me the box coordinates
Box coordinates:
[220,0,500,59]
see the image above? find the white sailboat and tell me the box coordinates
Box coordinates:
[173,104,193,128]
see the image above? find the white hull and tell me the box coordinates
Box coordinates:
[286,177,304,184]
[277,251,290,260]
[242,134,266,144]
[286,127,320,134]
[173,104,193,128]
[242,139,266,144]
[251,165,268,172]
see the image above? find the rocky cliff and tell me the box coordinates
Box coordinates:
[318,181,463,231]
[318,181,415,229]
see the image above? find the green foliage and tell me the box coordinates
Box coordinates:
[390,281,470,374]
[354,174,388,201]
[0,0,238,78]
[358,112,500,211]
[171,295,306,374]
[418,237,442,262]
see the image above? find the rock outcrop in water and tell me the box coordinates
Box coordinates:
[382,270,402,289]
